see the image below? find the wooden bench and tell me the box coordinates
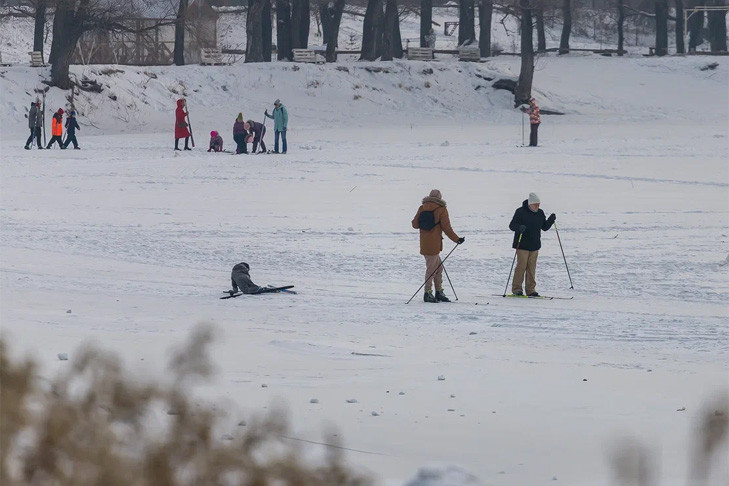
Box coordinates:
[407,47,434,61]
[200,47,225,65]
[292,48,324,63]
[458,46,480,61]
[29,51,46,67]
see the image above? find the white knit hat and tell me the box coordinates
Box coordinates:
[528,192,540,204]
[429,189,442,199]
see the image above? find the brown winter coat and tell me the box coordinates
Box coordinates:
[411,197,460,255]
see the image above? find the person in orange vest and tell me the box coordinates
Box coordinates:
[46,108,65,149]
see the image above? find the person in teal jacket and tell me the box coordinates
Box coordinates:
[265,99,288,154]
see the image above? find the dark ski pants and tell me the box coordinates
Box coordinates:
[529,123,540,147]
[233,133,248,154]
[47,135,64,149]
[25,127,42,148]
[274,129,287,153]
[175,137,190,150]
[253,126,266,153]
[63,134,78,149]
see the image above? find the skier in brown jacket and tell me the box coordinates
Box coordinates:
[411,189,464,303]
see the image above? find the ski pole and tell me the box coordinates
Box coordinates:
[406,242,460,304]
[554,223,574,289]
[521,110,525,146]
[502,232,523,297]
[185,101,195,147]
[442,264,458,301]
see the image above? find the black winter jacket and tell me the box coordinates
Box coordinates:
[231,262,261,294]
[508,199,554,251]
[65,116,80,135]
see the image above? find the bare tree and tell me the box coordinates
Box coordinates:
[459,0,476,45]
[535,6,546,51]
[687,6,704,50]
[617,0,625,55]
[478,0,493,56]
[381,0,402,59]
[360,0,384,59]
[173,0,188,65]
[655,0,668,55]
[34,0,47,61]
[675,0,685,53]
[320,0,345,61]
[420,0,432,47]
[515,0,534,106]
[707,0,727,51]
[49,0,156,89]
[263,0,272,60]
[277,0,293,59]
[246,0,265,61]
[559,0,571,54]
[291,0,310,48]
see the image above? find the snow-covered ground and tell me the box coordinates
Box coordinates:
[1,35,728,486]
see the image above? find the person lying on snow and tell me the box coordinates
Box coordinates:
[208,130,223,152]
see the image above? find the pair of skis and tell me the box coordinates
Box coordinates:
[492,293,573,300]
[220,285,295,299]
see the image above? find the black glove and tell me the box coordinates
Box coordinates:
[548,213,556,223]
[457,237,465,244]
[265,110,269,116]
[518,225,527,234]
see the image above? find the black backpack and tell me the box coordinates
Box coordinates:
[417,210,438,230]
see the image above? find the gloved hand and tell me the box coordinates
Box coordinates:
[265,110,269,116]
[548,213,556,223]
[518,225,527,233]
[457,237,465,244]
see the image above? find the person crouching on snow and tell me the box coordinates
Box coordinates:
[208,130,223,152]
[245,120,267,154]
[231,262,262,294]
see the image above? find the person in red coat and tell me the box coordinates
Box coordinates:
[175,99,191,150]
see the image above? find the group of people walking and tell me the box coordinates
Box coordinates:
[24,100,81,150]
[412,190,556,302]
[174,98,289,155]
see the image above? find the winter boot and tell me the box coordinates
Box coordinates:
[423,290,437,303]
[174,139,180,151]
[24,145,30,150]
[512,290,524,296]
[435,290,451,302]
[527,292,540,297]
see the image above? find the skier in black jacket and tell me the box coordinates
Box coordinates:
[508,192,556,297]
[63,110,80,149]
[245,120,267,154]
[230,262,263,294]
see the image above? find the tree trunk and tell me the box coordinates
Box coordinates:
[174,0,188,66]
[33,0,47,62]
[49,0,85,89]
[277,0,293,60]
[246,0,265,62]
[262,0,272,61]
[707,1,728,51]
[291,0,310,48]
[655,0,669,56]
[360,0,384,60]
[688,9,704,50]
[458,0,476,46]
[478,0,492,57]
[420,0,432,47]
[381,0,402,60]
[515,0,534,106]
[675,0,685,53]
[320,0,344,62]
[535,7,546,51]
[559,0,571,54]
[617,0,625,55]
